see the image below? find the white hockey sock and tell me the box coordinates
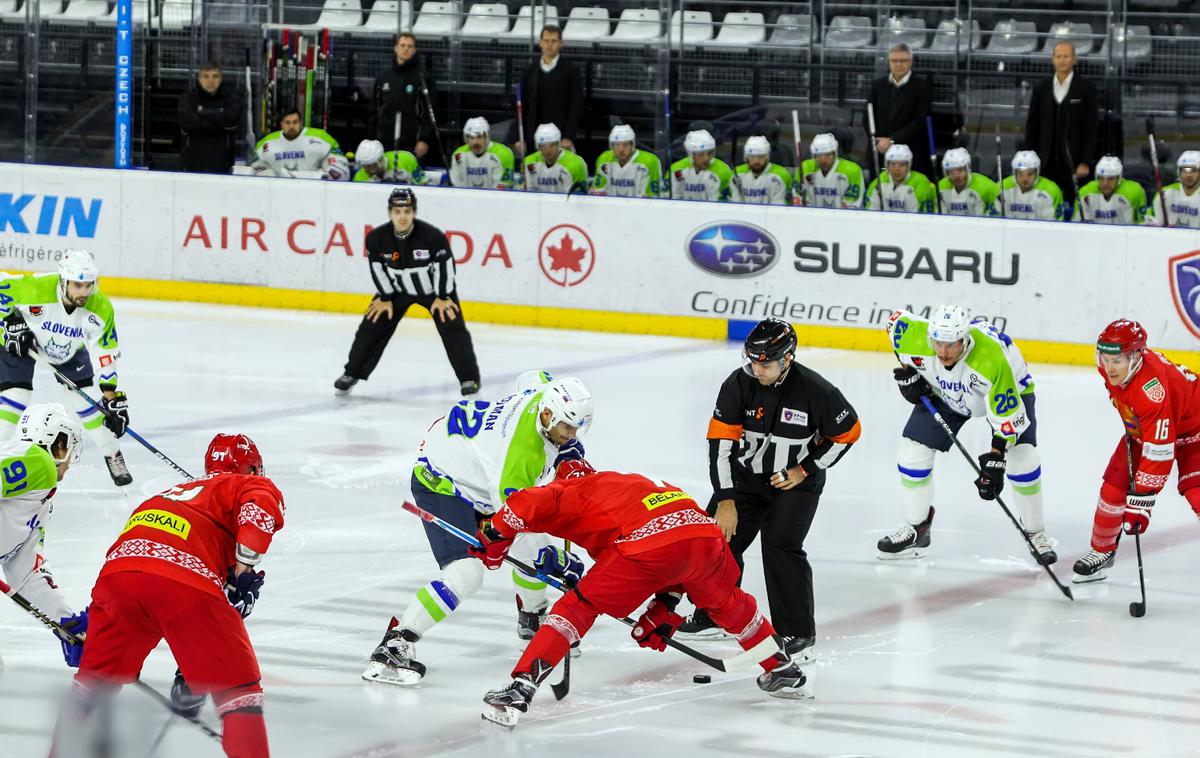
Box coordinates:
[67,392,118,457]
[897,437,936,524]
[397,558,482,637]
[0,388,31,439]
[1006,443,1045,533]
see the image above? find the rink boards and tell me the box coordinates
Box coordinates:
[2,160,1199,364]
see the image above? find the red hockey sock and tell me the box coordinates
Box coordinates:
[220,711,269,758]
[512,624,572,678]
[1186,487,1200,517]
[1091,487,1125,552]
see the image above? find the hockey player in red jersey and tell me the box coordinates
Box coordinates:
[55,434,284,758]
[1073,320,1200,583]
[471,460,812,728]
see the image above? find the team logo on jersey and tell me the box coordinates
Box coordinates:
[1168,249,1200,339]
[685,223,779,278]
[1142,377,1166,403]
[780,408,808,426]
[413,248,430,261]
[538,224,595,287]
[29,307,42,316]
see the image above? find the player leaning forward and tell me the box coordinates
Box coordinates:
[0,251,132,486]
[880,306,1058,563]
[361,376,593,686]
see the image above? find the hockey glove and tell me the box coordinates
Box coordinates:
[974,450,1006,500]
[100,392,130,438]
[56,609,88,668]
[170,668,206,718]
[552,438,586,467]
[1123,493,1156,536]
[3,315,32,359]
[532,546,584,589]
[469,519,514,569]
[631,594,684,653]
[893,366,931,405]
[225,566,265,619]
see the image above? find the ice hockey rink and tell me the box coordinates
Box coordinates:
[2,298,1198,758]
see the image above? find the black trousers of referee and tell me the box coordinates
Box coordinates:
[343,293,480,383]
[708,481,821,639]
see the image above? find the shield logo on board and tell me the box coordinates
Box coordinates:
[1168,250,1200,339]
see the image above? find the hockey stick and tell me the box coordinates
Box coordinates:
[418,69,451,169]
[662,88,672,198]
[791,109,803,206]
[515,84,526,189]
[1147,118,1170,227]
[1124,434,1147,617]
[866,103,885,212]
[321,29,332,132]
[29,350,195,481]
[926,115,942,214]
[549,536,572,701]
[244,61,256,165]
[399,500,768,672]
[915,395,1073,599]
[0,576,223,742]
[1062,108,1082,221]
[995,125,1006,218]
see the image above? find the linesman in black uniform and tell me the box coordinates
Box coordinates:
[679,318,861,665]
[334,188,481,396]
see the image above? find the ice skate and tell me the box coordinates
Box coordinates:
[876,506,934,559]
[757,661,814,700]
[361,623,426,686]
[481,675,537,728]
[783,635,816,667]
[104,452,132,487]
[675,607,730,641]
[1072,549,1115,584]
[334,374,358,396]
[1026,530,1058,566]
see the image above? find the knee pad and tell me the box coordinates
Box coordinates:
[897,437,936,486]
[1005,444,1042,495]
[1100,481,1127,506]
[442,557,483,601]
[214,682,264,717]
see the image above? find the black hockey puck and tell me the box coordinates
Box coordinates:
[692,674,711,684]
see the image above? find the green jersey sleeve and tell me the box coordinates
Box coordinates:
[84,289,120,389]
[912,172,937,213]
[1119,180,1149,224]
[495,395,551,505]
[592,150,615,193]
[711,159,733,201]
[637,151,663,197]
[840,159,865,206]
[0,444,58,500]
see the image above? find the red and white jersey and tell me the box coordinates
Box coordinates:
[99,473,285,598]
[1101,349,1200,493]
[492,471,721,560]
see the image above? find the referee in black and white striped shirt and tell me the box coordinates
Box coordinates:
[334,187,481,395]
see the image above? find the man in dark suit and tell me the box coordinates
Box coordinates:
[865,43,933,179]
[517,25,583,154]
[1023,41,1099,208]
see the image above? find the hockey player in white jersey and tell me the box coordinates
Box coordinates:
[591,125,662,198]
[864,144,936,213]
[362,377,593,686]
[523,123,589,195]
[670,130,733,202]
[797,132,865,209]
[449,117,516,190]
[1074,156,1147,224]
[732,136,792,205]
[0,404,86,667]
[999,151,1065,221]
[937,147,1000,217]
[351,139,426,184]
[1147,150,1200,228]
[251,107,350,180]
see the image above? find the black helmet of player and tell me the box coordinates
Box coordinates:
[388,187,417,212]
[741,318,797,383]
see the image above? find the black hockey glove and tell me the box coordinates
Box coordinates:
[3,315,33,359]
[100,392,129,438]
[975,450,1007,500]
[893,366,931,405]
[225,567,266,619]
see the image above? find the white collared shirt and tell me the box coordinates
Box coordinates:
[889,71,912,88]
[1053,72,1073,104]
[540,55,559,74]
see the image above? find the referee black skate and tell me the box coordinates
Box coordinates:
[678,318,861,664]
[334,188,481,396]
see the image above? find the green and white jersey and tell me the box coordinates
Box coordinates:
[524,149,589,195]
[865,171,937,213]
[353,150,427,185]
[1000,176,1065,221]
[0,441,71,621]
[670,158,733,202]
[1074,179,1147,225]
[0,273,121,388]
[252,127,350,180]
[591,149,662,198]
[450,142,515,190]
[415,389,558,515]
[1146,182,1200,228]
[797,157,865,209]
[938,173,1000,217]
[732,163,793,205]
[888,311,1035,445]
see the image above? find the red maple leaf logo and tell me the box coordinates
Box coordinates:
[547,232,587,273]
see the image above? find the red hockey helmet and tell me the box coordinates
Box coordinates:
[556,459,596,481]
[1097,319,1148,356]
[205,433,264,476]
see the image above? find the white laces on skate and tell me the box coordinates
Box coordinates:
[884,523,916,543]
[1028,531,1055,553]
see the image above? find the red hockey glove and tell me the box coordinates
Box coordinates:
[631,595,684,652]
[1123,493,1156,536]
[469,520,514,569]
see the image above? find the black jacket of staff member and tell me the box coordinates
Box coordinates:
[334,188,480,396]
[1022,41,1099,205]
[370,32,435,158]
[517,24,583,148]
[865,43,933,179]
[695,318,861,650]
[179,62,245,174]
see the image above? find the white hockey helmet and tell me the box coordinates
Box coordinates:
[59,249,98,284]
[884,144,913,165]
[515,368,555,392]
[608,124,636,145]
[1178,150,1200,172]
[538,377,593,436]
[1011,150,1041,173]
[1095,155,1123,178]
[463,116,490,139]
[928,305,971,345]
[942,147,972,172]
[810,132,839,156]
[743,135,771,158]
[18,402,83,465]
[684,129,716,154]
[355,139,386,166]
[534,123,562,146]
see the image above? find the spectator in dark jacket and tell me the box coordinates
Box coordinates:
[865,43,933,179]
[178,62,244,174]
[1022,41,1099,207]
[369,32,433,159]
[517,25,582,153]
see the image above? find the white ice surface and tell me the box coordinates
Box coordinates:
[2,299,1198,757]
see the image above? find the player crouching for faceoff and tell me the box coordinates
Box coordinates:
[472,460,812,728]
[55,435,284,758]
[880,306,1058,564]
[1073,320,1200,583]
